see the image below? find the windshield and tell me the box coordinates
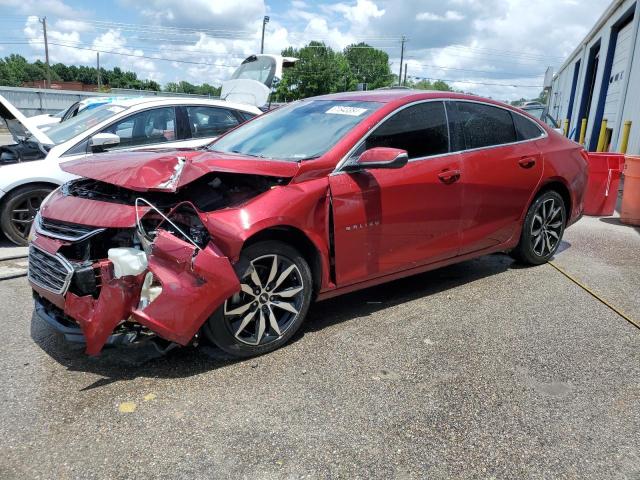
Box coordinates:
[210,100,382,161]
[44,104,127,145]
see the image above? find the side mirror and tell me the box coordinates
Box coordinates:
[89,132,120,152]
[344,147,409,172]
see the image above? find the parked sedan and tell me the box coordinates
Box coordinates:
[27,96,138,131]
[0,95,260,244]
[28,90,587,357]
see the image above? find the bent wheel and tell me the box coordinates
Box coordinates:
[511,190,566,265]
[202,241,313,357]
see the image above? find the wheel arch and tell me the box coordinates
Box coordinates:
[242,225,324,296]
[533,179,572,223]
[1,180,62,202]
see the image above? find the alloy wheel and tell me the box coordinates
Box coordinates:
[223,254,305,346]
[530,197,564,257]
[10,192,47,241]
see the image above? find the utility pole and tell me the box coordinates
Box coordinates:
[96,52,101,90]
[260,16,270,54]
[40,17,51,89]
[403,63,408,86]
[398,35,406,86]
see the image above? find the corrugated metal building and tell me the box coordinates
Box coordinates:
[549,0,639,153]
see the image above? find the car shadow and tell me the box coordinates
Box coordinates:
[599,216,640,235]
[30,252,528,390]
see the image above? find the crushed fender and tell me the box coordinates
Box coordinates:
[131,230,240,345]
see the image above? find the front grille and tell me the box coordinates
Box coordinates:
[28,245,74,295]
[36,217,105,242]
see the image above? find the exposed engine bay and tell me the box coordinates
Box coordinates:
[0,140,49,165]
[31,171,289,354]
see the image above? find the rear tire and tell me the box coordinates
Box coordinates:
[202,241,313,358]
[0,184,53,246]
[511,190,566,265]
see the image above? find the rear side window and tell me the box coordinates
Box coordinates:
[453,102,517,149]
[363,101,449,159]
[512,112,544,140]
[238,110,257,122]
[186,106,240,138]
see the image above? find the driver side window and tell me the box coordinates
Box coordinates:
[102,107,176,148]
[354,101,449,160]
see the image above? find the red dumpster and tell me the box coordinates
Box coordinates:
[583,153,625,216]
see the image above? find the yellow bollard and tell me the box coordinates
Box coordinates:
[579,118,587,146]
[563,119,569,137]
[620,120,632,154]
[596,119,608,152]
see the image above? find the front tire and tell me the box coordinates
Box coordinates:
[202,241,313,358]
[511,190,566,265]
[0,184,53,245]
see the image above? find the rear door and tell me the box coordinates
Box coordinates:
[447,101,544,255]
[329,101,463,286]
[184,105,242,146]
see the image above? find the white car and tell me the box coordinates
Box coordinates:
[27,96,140,131]
[0,95,261,244]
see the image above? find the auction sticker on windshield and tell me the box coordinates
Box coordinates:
[325,105,368,116]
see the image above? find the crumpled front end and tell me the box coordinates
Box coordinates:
[29,191,241,355]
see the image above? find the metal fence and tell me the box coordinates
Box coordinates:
[0,86,218,117]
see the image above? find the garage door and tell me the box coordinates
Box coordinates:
[603,20,634,134]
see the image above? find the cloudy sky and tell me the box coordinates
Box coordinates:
[0,0,611,100]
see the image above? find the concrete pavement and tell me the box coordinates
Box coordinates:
[0,214,638,479]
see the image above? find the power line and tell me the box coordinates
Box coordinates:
[17,40,238,67]
[414,76,543,88]
[406,61,544,78]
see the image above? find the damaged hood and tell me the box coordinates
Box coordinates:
[60,149,301,191]
[0,94,53,145]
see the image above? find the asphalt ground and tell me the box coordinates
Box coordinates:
[0,213,639,479]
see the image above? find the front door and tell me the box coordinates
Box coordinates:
[329,101,463,287]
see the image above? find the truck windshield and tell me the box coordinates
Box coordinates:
[210,100,382,161]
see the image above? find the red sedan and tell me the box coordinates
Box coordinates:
[28,90,587,357]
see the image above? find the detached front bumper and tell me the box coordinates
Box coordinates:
[34,294,138,346]
[29,229,240,355]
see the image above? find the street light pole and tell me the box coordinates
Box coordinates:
[260,16,270,54]
[96,52,101,90]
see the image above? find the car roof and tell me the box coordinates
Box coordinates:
[103,96,261,113]
[312,89,505,106]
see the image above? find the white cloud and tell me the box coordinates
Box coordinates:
[4,0,613,99]
[1,0,79,17]
[416,10,464,21]
[330,0,385,27]
[53,19,93,33]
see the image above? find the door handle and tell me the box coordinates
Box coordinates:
[437,169,461,184]
[518,157,537,169]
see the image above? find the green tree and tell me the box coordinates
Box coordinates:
[410,78,453,91]
[275,42,353,101]
[343,42,392,90]
[196,83,221,96]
